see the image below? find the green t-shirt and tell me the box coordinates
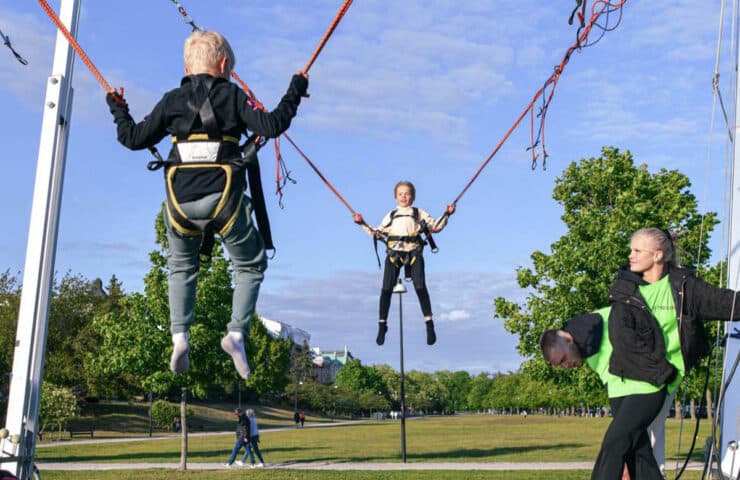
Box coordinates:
[608,275,685,397]
[584,307,614,385]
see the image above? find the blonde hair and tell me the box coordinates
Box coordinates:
[183,30,235,74]
[632,227,678,267]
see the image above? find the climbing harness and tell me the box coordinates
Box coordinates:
[37,0,165,165]
[144,75,274,258]
[370,208,439,269]
[0,27,28,65]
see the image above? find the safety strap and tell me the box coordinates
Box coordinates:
[240,136,274,252]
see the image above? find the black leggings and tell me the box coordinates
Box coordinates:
[379,251,432,320]
[591,389,666,480]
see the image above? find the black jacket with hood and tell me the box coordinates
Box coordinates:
[608,264,739,387]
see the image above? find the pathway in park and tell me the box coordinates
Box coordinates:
[32,420,707,472]
[34,460,707,472]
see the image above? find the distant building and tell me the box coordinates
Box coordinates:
[311,346,354,384]
[259,317,310,346]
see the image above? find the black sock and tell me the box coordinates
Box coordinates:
[376,322,388,346]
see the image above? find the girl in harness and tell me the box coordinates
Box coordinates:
[357,181,455,346]
[105,30,308,379]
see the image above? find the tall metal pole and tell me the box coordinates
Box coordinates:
[393,278,407,463]
[722,0,740,475]
[2,1,79,478]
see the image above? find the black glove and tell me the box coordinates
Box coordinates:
[106,91,129,117]
[289,74,309,98]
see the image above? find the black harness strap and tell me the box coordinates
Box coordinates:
[371,207,440,268]
[240,137,274,252]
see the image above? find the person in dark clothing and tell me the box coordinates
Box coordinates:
[105,30,308,379]
[293,411,300,428]
[225,408,250,467]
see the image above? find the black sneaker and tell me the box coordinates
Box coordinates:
[426,320,436,345]
[376,322,388,346]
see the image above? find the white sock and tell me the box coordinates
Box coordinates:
[220,331,251,380]
[170,332,190,374]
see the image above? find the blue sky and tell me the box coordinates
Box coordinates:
[0,1,731,375]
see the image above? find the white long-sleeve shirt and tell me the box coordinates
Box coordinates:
[361,205,450,252]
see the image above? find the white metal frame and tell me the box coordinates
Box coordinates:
[1,1,79,478]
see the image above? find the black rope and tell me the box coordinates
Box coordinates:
[673,356,713,480]
[0,28,28,65]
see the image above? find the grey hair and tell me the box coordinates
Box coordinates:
[631,227,679,267]
[246,408,255,417]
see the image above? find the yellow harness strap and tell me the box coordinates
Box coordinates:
[171,134,239,144]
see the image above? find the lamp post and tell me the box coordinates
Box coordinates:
[393,278,407,463]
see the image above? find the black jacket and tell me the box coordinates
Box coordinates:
[563,312,603,359]
[110,73,307,151]
[235,413,250,440]
[608,264,740,387]
[108,73,307,201]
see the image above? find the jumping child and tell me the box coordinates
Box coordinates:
[355,181,455,346]
[105,30,308,379]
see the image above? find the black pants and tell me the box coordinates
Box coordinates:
[591,389,666,480]
[378,250,432,320]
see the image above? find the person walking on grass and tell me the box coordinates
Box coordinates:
[224,408,249,468]
[239,409,265,468]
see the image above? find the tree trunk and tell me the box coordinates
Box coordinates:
[674,398,681,419]
[689,398,696,420]
[705,388,713,422]
[179,386,187,471]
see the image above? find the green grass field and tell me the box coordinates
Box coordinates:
[32,412,711,479]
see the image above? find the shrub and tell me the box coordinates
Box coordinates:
[150,400,193,429]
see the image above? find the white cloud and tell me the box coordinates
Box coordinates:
[439,309,471,322]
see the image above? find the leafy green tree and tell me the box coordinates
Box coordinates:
[436,370,471,412]
[39,381,78,440]
[288,339,314,394]
[245,318,291,396]
[358,391,390,416]
[335,359,384,394]
[374,364,400,403]
[299,382,331,413]
[0,270,21,419]
[467,373,493,412]
[494,147,717,401]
